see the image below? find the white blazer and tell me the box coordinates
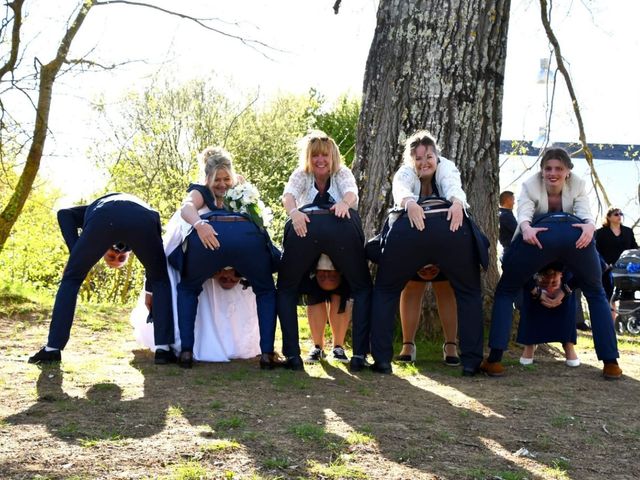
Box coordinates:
[516,171,594,236]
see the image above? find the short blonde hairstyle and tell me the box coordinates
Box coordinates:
[297,130,342,175]
[402,130,440,171]
[199,146,237,186]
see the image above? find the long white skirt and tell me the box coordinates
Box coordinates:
[130,211,261,362]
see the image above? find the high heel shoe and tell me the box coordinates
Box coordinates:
[443,342,460,367]
[394,342,416,362]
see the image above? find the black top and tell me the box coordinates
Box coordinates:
[595,225,638,265]
[498,207,517,249]
[187,183,226,212]
[312,177,336,208]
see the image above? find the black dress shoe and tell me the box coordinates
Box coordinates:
[348,355,370,373]
[179,350,193,369]
[28,347,61,364]
[283,355,304,371]
[371,361,392,374]
[259,352,285,370]
[462,367,478,377]
[154,349,177,365]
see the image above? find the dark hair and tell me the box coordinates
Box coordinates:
[539,147,573,170]
[602,206,623,227]
[499,191,514,205]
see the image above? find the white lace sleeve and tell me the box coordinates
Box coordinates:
[282,168,310,204]
[392,165,419,206]
[333,166,359,203]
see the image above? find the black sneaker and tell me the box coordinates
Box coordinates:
[154,349,177,365]
[331,346,349,363]
[304,346,325,364]
[28,347,61,364]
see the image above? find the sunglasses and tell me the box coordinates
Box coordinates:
[309,136,329,143]
[611,212,623,217]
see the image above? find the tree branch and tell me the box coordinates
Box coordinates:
[0,0,25,81]
[539,0,611,211]
[93,0,284,59]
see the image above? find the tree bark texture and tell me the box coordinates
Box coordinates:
[354,0,511,323]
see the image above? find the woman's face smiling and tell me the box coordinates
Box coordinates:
[210,168,233,199]
[311,150,332,178]
[542,159,569,190]
[414,144,437,179]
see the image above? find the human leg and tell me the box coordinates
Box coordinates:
[433,280,460,364]
[328,294,350,362]
[397,280,426,360]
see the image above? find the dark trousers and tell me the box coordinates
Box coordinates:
[490,216,619,361]
[370,213,484,370]
[48,201,173,349]
[177,220,276,353]
[277,212,372,357]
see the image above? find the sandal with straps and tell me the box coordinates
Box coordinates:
[443,342,461,367]
[394,342,416,362]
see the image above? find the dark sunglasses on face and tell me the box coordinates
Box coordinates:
[611,212,623,217]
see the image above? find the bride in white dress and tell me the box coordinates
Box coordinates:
[130,209,261,362]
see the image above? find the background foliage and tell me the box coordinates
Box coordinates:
[0,78,360,305]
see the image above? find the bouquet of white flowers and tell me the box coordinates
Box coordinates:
[223,182,273,230]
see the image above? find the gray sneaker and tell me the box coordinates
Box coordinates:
[331,345,349,363]
[304,346,325,364]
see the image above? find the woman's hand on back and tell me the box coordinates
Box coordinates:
[447,201,463,232]
[521,223,548,249]
[573,222,595,249]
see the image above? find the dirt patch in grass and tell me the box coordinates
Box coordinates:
[1,296,640,479]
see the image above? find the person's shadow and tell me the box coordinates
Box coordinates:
[5,351,172,442]
[161,355,535,479]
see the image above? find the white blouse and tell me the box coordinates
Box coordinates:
[391,156,468,208]
[282,165,359,208]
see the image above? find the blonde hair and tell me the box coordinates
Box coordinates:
[199,146,237,186]
[297,130,342,175]
[402,130,440,171]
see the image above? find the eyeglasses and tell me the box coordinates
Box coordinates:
[611,212,623,217]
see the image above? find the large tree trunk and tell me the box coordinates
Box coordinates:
[354,0,511,329]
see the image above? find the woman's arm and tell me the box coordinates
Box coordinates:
[282,169,311,237]
[181,190,220,249]
[330,167,359,218]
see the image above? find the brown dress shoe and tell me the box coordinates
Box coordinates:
[602,363,622,380]
[259,352,285,370]
[480,359,505,377]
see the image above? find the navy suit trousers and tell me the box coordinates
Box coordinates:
[490,215,619,361]
[177,219,276,353]
[277,212,372,357]
[48,200,173,349]
[370,213,484,370]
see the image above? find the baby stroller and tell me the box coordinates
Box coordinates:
[610,249,640,335]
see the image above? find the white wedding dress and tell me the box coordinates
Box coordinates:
[130,211,261,361]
